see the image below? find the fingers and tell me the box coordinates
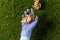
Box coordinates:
[26,9,30,14]
[22,14,24,19]
[27,8,34,15]
[24,11,27,16]
[33,16,38,24]
[22,14,25,26]
[31,8,34,15]
[35,16,38,21]
[24,9,30,16]
[24,8,34,16]
[22,9,31,18]
[30,16,38,29]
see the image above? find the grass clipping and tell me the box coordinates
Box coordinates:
[33,0,41,10]
[21,13,35,24]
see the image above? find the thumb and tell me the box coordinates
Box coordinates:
[30,16,38,26]
[29,16,38,29]
[35,16,38,22]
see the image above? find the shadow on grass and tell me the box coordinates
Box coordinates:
[31,14,57,40]
[39,0,46,10]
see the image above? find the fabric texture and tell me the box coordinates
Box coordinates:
[20,36,30,40]
[20,8,38,38]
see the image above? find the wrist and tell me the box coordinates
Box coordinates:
[20,30,32,38]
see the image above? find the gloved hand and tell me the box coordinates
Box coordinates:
[20,8,38,38]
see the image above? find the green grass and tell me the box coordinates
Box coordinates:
[0,0,60,40]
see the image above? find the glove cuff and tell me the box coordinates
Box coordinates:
[20,30,32,38]
[20,36,30,40]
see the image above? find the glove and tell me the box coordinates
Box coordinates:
[20,8,38,38]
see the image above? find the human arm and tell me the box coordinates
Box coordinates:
[20,8,38,40]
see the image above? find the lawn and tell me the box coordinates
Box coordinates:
[0,0,60,40]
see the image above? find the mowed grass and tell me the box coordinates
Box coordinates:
[0,0,60,40]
